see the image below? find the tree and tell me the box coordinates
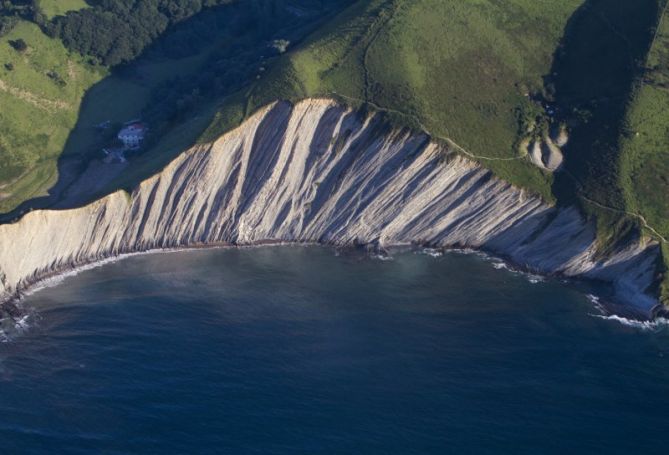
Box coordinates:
[8,38,27,52]
[47,0,235,66]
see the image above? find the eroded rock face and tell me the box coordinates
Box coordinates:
[527,137,564,172]
[0,99,660,315]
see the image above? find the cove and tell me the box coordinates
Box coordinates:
[0,246,668,454]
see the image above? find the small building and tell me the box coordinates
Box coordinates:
[118,123,147,149]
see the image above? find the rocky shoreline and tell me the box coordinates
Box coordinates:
[0,99,662,319]
[0,239,661,323]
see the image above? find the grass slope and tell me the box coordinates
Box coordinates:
[621,2,669,238]
[619,1,669,303]
[38,0,89,19]
[0,20,103,210]
[203,0,584,201]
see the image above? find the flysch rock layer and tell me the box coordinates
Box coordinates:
[0,99,661,316]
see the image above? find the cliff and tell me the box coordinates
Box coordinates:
[0,100,661,317]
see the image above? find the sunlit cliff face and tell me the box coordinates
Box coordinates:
[0,99,660,316]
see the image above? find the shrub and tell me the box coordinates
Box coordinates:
[46,69,66,86]
[8,37,27,52]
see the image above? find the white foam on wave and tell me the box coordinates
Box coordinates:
[586,294,668,330]
[20,247,201,300]
[447,248,546,284]
[371,253,394,261]
[586,294,604,311]
[526,275,544,284]
[0,313,36,343]
[419,248,443,258]
[23,255,128,298]
[591,314,669,331]
[449,247,486,258]
[492,262,508,270]
[1,248,194,342]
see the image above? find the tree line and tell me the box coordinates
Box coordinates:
[2,1,242,64]
[2,1,315,65]
[0,0,35,36]
[43,1,237,66]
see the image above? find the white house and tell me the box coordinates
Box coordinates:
[118,123,147,149]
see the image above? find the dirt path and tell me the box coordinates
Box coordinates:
[361,0,398,103]
[67,60,78,82]
[0,79,71,112]
[560,168,668,244]
[579,193,668,243]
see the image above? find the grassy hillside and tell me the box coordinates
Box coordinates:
[0,20,103,210]
[0,1,344,214]
[619,1,669,303]
[203,0,584,201]
[38,0,89,19]
[548,0,663,209]
[620,2,669,239]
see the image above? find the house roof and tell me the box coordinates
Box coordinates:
[118,123,147,137]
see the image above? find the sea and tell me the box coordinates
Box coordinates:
[0,246,668,454]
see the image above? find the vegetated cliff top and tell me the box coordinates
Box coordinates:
[203,0,584,202]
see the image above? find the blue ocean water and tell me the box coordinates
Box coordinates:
[0,246,668,454]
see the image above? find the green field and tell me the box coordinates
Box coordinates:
[38,0,89,19]
[0,20,104,210]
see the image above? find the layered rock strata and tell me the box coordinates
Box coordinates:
[0,100,660,316]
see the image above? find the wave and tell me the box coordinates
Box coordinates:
[492,261,509,270]
[586,294,605,313]
[18,245,242,302]
[451,250,545,284]
[0,312,36,343]
[449,247,485,257]
[3,242,660,342]
[591,314,669,331]
[22,255,134,299]
[418,248,443,258]
[371,253,394,261]
[586,294,669,330]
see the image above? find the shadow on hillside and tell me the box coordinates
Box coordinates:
[0,0,354,224]
[549,0,662,210]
